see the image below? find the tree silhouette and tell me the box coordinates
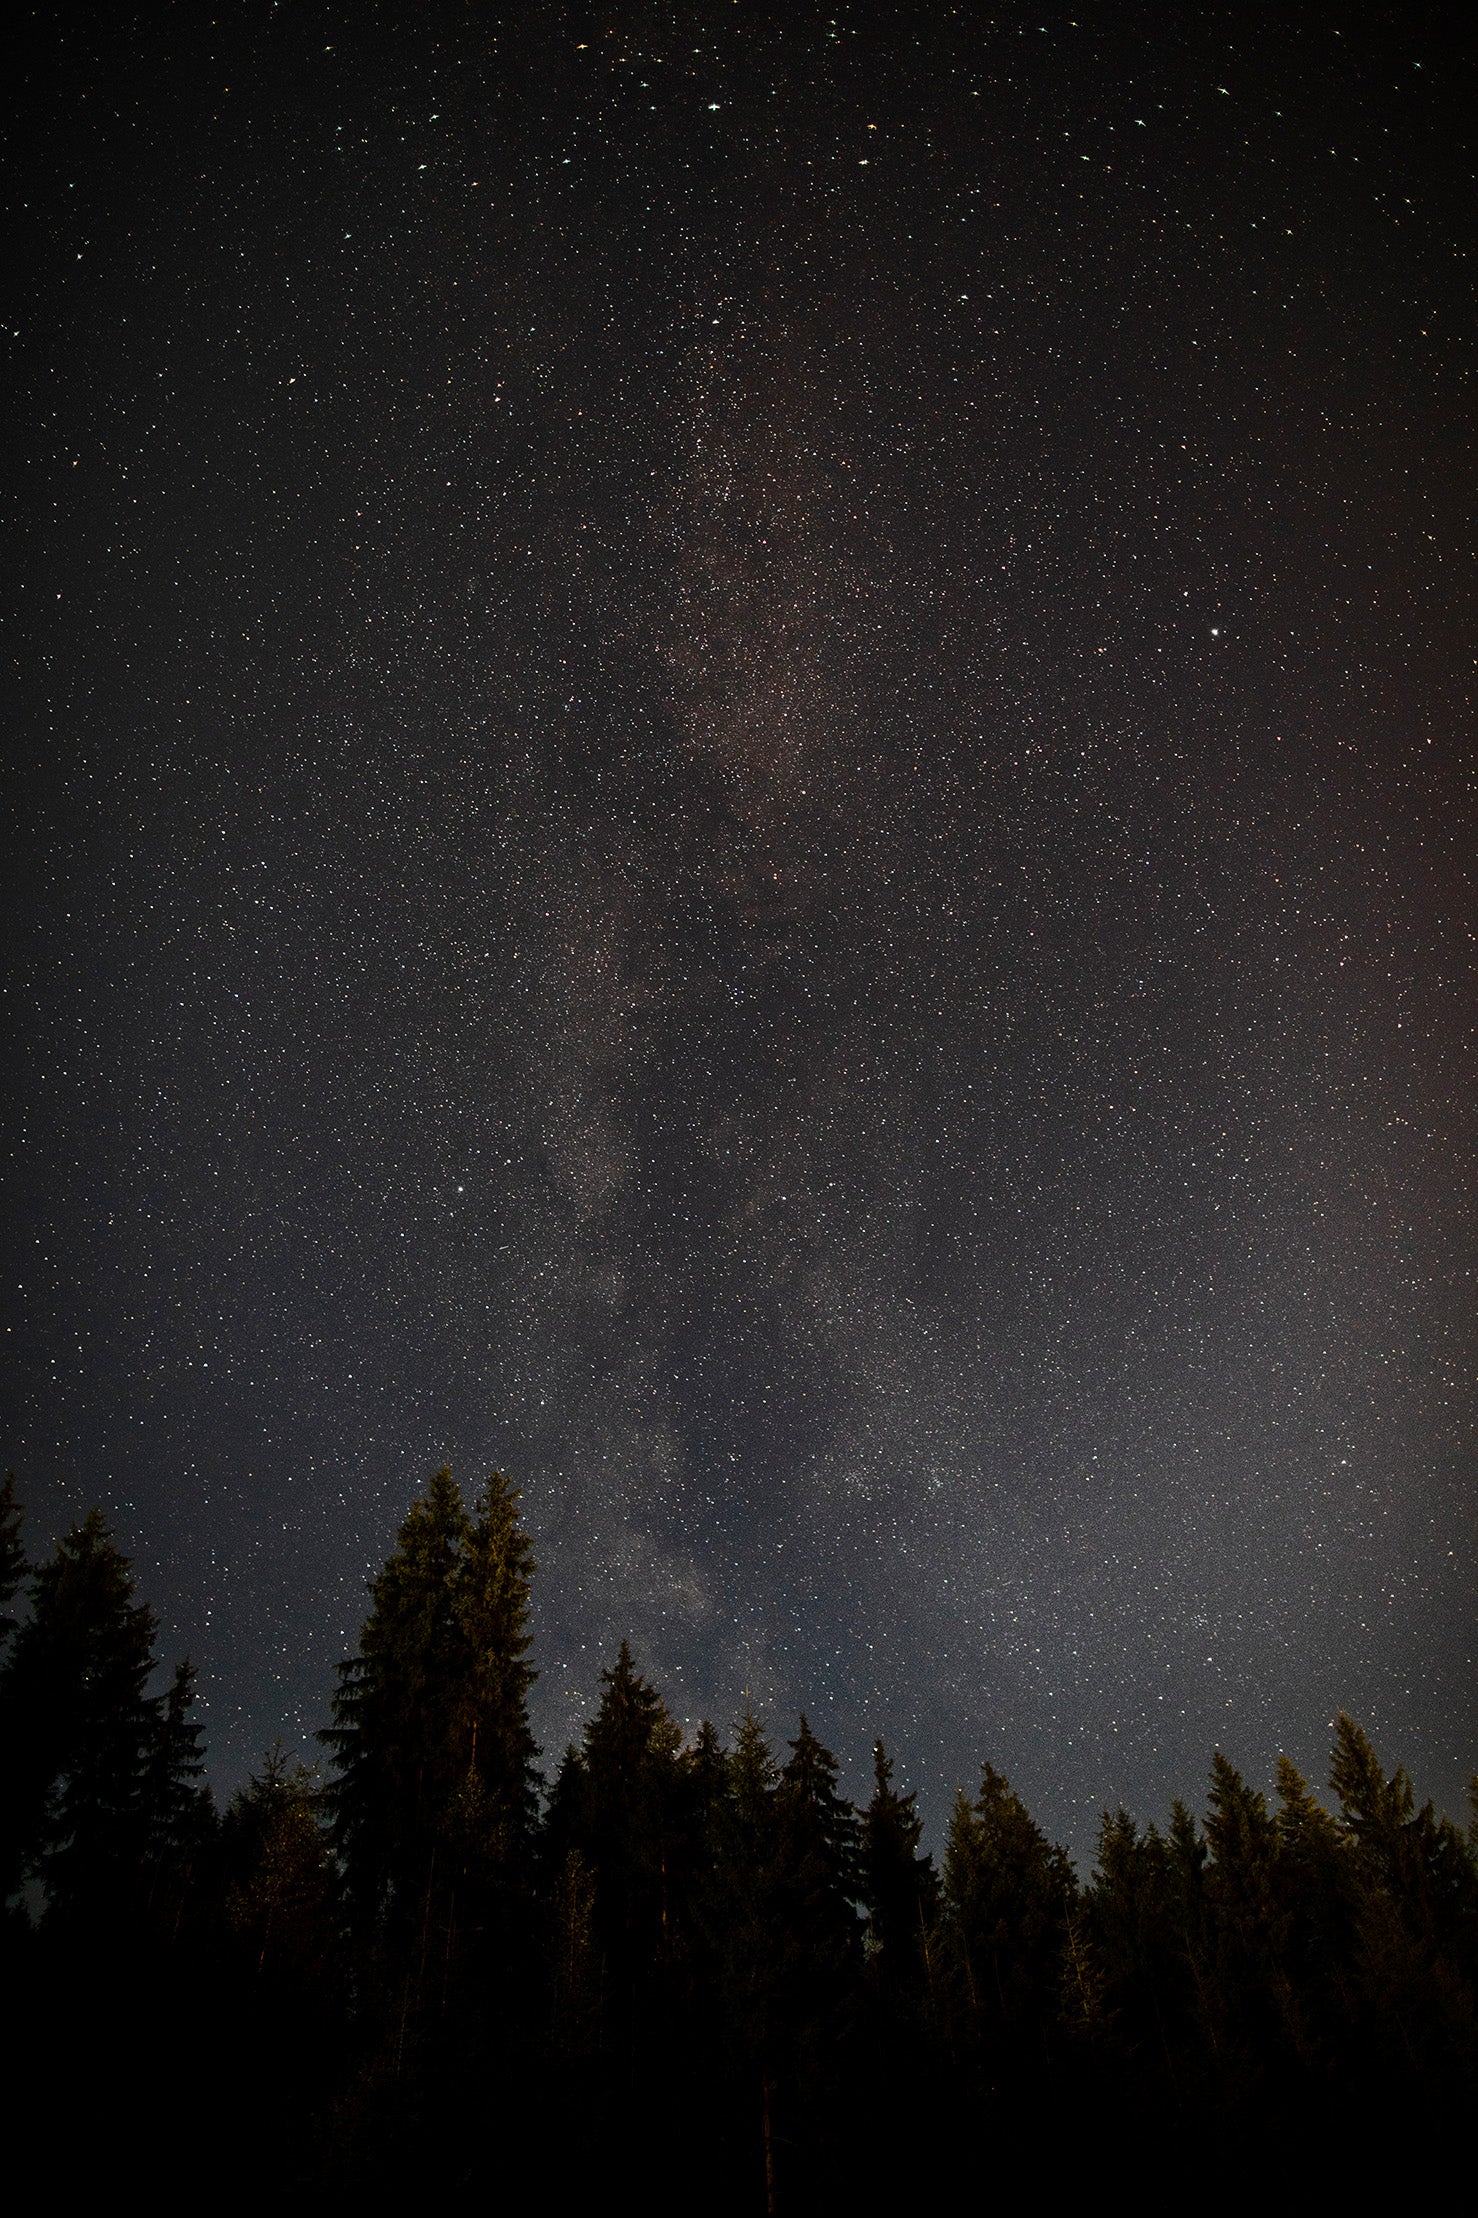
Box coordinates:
[324,1469,538,1958]
[0,1511,167,1925]
[0,1475,25,1651]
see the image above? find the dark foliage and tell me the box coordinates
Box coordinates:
[1,1473,1472,2207]
[0,1474,25,1649]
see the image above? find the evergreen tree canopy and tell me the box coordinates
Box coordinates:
[545,1641,684,1974]
[1330,1714,1415,1869]
[779,1716,862,1904]
[941,1762,1075,2050]
[581,1639,683,1788]
[322,1468,538,1932]
[720,1714,863,2065]
[223,1749,337,1989]
[139,1658,217,1934]
[1204,1751,1278,1936]
[1329,1712,1478,2013]
[1273,1755,1341,1866]
[684,1718,732,1830]
[0,1510,169,1920]
[728,1704,779,1839]
[861,1739,936,1983]
[0,1474,25,1649]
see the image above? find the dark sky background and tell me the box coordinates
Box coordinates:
[5,1,1473,1858]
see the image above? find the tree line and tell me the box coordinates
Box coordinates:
[1,1467,1474,2204]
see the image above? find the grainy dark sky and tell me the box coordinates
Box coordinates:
[5,1,1473,1856]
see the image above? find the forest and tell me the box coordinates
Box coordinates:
[2,1466,1474,2207]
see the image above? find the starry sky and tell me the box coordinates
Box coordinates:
[5,2,1473,1857]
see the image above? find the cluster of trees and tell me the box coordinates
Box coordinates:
[2,1468,1474,2203]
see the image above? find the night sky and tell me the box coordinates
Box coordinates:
[6,2,1473,1858]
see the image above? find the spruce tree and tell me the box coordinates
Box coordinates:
[766,1716,863,2039]
[1273,1754,1340,1865]
[1202,1752,1281,2076]
[940,1761,1074,2061]
[1329,1714,1414,1874]
[140,1659,217,1935]
[861,1739,936,1986]
[683,1718,732,1845]
[544,1641,684,2006]
[705,1706,786,2207]
[0,1476,31,1904]
[719,1713,864,2198]
[323,1467,539,1951]
[728,1704,780,1841]
[456,1471,540,1853]
[224,1750,337,1991]
[1271,1755,1347,2061]
[323,1468,470,1932]
[1328,1714,1478,2076]
[0,1510,164,1923]
[548,1846,599,2059]
[0,1474,25,1649]
[858,1738,940,2175]
[779,1717,862,1909]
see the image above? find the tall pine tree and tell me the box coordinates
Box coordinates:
[0,1511,165,1924]
[939,1761,1074,2067]
[542,1640,684,2018]
[861,1739,936,1991]
[0,1475,25,1650]
[323,1468,539,1957]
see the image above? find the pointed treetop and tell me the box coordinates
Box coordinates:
[583,1641,680,1774]
[1330,1713,1414,1846]
[729,1703,778,1822]
[1205,1750,1274,1868]
[0,1473,26,1645]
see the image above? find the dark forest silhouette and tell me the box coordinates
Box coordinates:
[2,1467,1474,2205]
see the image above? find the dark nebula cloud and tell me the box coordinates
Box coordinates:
[5,3,1472,1854]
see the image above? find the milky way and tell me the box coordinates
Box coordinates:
[6,4,1473,1854]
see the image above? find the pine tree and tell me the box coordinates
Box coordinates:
[0,1474,25,1650]
[1328,1714,1478,2076]
[224,1749,337,1991]
[548,1847,599,2058]
[323,1468,470,1932]
[449,1470,541,1905]
[580,1640,683,1788]
[861,1739,936,1993]
[1202,1752,1281,2075]
[140,1659,216,1935]
[939,1761,1074,2063]
[779,1717,861,1905]
[685,1717,729,1806]
[702,1705,790,2210]
[1087,1808,1199,2097]
[857,1734,940,2189]
[323,1467,539,1951]
[543,1641,684,2006]
[765,1715,863,2036]
[1329,1714,1414,1875]
[0,1476,31,1905]
[728,1703,780,1841]
[1271,1754,1347,2063]
[1273,1754,1340,1866]
[0,1511,166,1922]
[1205,1752,1276,1894]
